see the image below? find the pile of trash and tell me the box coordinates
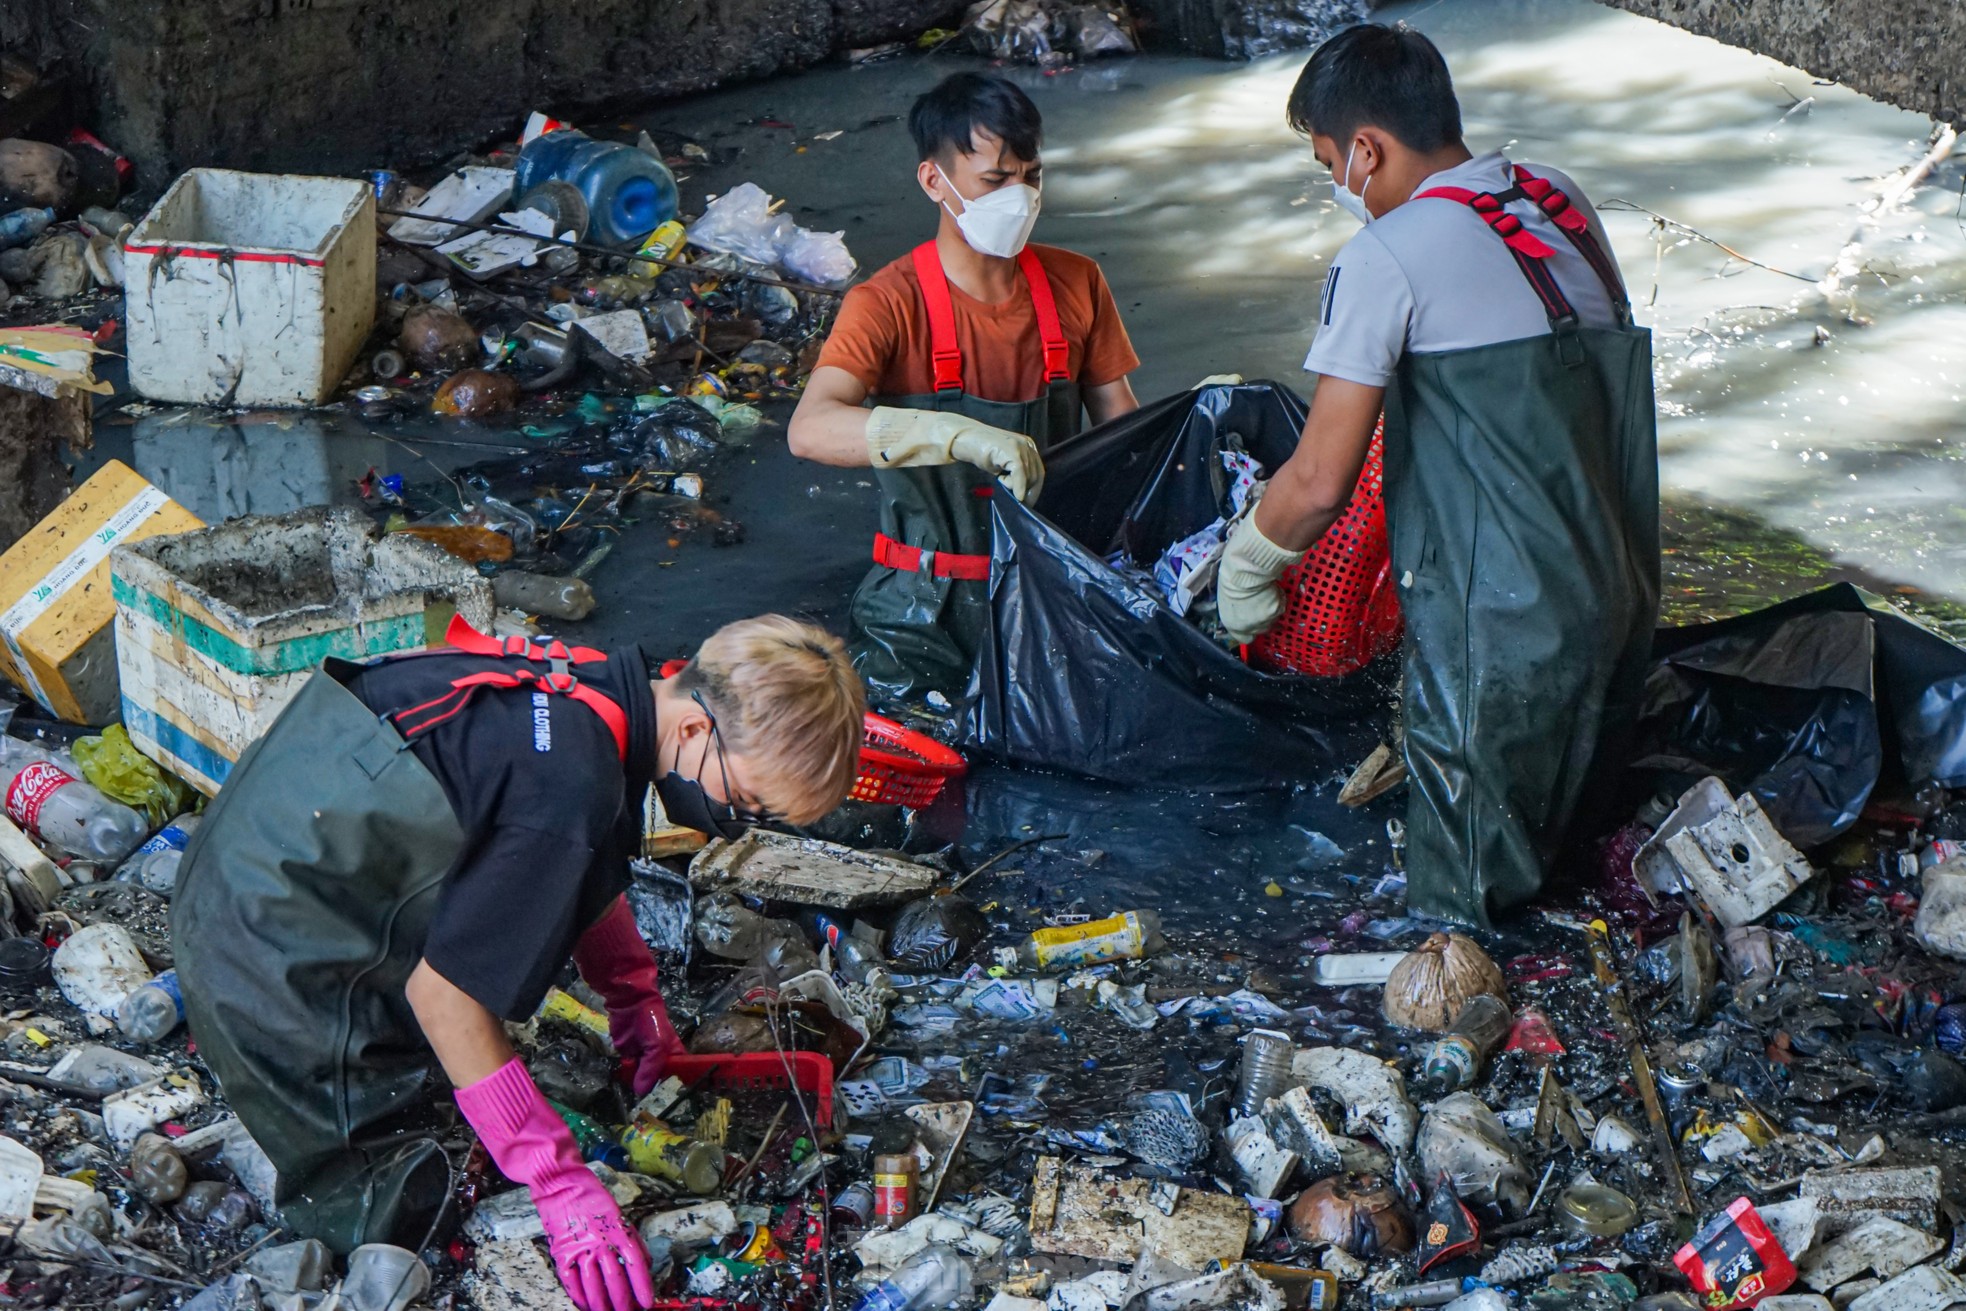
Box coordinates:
[960,0,1142,64]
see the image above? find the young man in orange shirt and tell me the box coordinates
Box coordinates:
[789,72,1142,703]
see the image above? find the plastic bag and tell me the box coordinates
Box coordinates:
[887,894,987,972]
[958,382,1390,791]
[687,183,857,285]
[1632,583,1966,846]
[72,725,196,827]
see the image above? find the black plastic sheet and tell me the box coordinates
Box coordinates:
[1634,583,1966,847]
[957,382,1390,791]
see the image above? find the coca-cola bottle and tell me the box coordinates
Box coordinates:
[0,736,149,862]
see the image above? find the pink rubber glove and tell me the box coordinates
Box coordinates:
[456,1058,655,1311]
[573,896,683,1097]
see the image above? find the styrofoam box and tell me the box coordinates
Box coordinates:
[111,508,492,795]
[124,169,375,407]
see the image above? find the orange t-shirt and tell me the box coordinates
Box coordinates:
[815,243,1140,403]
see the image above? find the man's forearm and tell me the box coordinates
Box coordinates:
[406,958,517,1089]
[786,399,876,467]
[1254,458,1350,553]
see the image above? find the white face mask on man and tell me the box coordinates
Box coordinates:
[937,165,1041,259]
[1331,140,1373,225]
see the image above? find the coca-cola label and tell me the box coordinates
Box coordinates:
[5,760,76,834]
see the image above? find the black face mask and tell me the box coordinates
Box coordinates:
[653,691,772,841]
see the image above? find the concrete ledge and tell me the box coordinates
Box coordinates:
[1597,0,1964,119]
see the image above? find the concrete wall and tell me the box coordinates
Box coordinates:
[4,0,963,197]
[1598,0,1964,119]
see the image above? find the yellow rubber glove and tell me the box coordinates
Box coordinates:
[865,406,1045,504]
[1196,373,1244,387]
[1217,513,1304,643]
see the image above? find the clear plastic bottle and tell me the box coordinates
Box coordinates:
[0,736,149,862]
[693,893,804,962]
[130,1133,188,1203]
[1012,911,1166,971]
[491,571,596,621]
[850,1246,975,1311]
[0,207,55,251]
[113,812,201,896]
[115,969,184,1044]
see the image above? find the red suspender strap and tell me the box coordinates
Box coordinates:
[1016,247,1072,383]
[1512,166,1631,321]
[910,242,965,393]
[1414,183,1578,327]
[387,615,630,759]
[871,531,991,581]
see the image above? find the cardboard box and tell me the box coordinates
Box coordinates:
[0,460,201,723]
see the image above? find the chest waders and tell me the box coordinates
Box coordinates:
[848,241,1083,704]
[1387,166,1659,927]
[171,618,628,1252]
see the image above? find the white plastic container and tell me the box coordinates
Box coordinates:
[124,169,375,407]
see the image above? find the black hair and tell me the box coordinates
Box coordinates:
[1286,23,1463,153]
[909,72,1043,163]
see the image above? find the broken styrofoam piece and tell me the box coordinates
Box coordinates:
[1263,1086,1346,1178]
[1224,1117,1298,1199]
[1135,1265,1285,1311]
[636,1201,738,1250]
[0,1135,40,1222]
[987,1297,1048,1311]
[1757,1197,1824,1264]
[388,167,516,246]
[1797,1215,1945,1290]
[1913,857,1966,961]
[1028,1157,1250,1270]
[1798,1166,1943,1235]
[1633,776,1813,926]
[1757,1297,1834,1311]
[1846,1264,1966,1311]
[103,1073,205,1149]
[464,1235,573,1311]
[1048,1271,1130,1311]
[1291,1046,1419,1154]
[463,1166,640,1243]
[690,830,938,909]
[857,1212,1005,1276]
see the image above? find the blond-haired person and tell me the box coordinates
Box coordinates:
[171,616,864,1311]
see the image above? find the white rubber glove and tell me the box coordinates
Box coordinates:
[1217,514,1305,644]
[1196,373,1244,387]
[866,406,1045,504]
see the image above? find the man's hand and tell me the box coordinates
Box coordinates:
[1217,514,1305,644]
[866,407,1045,503]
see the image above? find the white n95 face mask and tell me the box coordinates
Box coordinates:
[1331,141,1372,225]
[938,166,1041,258]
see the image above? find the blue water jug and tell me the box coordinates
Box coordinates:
[514,131,678,251]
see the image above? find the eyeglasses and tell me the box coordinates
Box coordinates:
[693,692,785,829]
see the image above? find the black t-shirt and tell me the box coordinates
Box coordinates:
[343,643,658,1021]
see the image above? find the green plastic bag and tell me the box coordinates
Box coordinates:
[73,725,198,827]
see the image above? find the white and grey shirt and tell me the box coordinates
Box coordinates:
[1303,151,1627,388]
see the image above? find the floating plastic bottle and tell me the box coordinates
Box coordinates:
[116,969,185,1044]
[693,893,804,962]
[513,131,678,251]
[850,1245,975,1311]
[0,736,149,862]
[491,571,596,621]
[1418,994,1515,1095]
[1012,911,1166,971]
[113,812,201,896]
[130,1133,188,1204]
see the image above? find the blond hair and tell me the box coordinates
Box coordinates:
[676,616,865,824]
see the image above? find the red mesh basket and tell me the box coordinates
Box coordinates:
[662,1052,837,1130]
[849,714,968,809]
[1248,420,1404,677]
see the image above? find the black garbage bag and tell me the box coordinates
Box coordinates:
[956,382,1390,791]
[1633,583,1966,847]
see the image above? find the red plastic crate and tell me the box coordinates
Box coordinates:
[664,1052,836,1130]
[849,714,967,809]
[1248,420,1403,677]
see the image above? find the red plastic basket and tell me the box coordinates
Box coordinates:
[850,714,967,808]
[1248,420,1404,677]
[664,1051,837,1130]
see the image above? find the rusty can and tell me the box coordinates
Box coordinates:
[872,1153,919,1229]
[831,1181,876,1227]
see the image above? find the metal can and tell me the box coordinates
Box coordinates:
[1656,1063,1703,1110]
[831,1181,876,1227]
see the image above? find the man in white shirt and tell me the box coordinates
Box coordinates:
[1218,23,1660,926]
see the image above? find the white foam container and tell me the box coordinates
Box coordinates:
[124,169,375,407]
